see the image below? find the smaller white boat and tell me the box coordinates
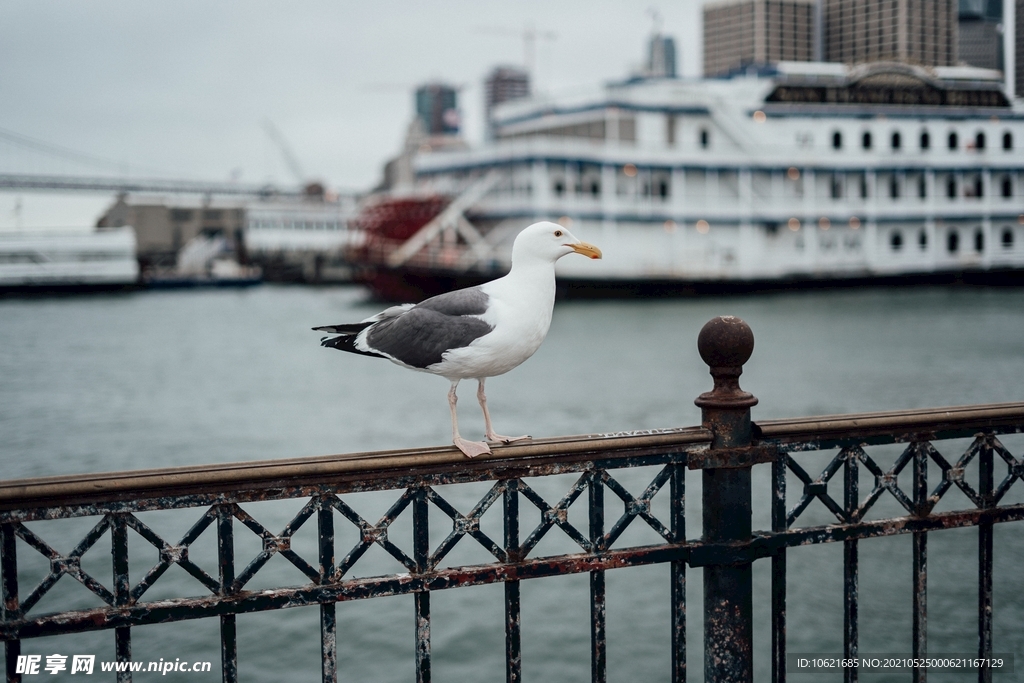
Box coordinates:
[143,234,262,289]
[0,227,139,293]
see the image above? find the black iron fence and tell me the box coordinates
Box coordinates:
[2,316,1023,683]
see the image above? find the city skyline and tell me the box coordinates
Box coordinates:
[0,0,1018,229]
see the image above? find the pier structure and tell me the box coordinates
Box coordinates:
[2,317,1023,682]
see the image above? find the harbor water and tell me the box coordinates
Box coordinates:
[2,285,1023,682]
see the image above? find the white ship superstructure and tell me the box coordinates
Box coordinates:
[395,60,1024,293]
[0,227,138,291]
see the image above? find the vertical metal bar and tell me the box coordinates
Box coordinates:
[318,497,337,683]
[702,448,753,683]
[2,638,18,683]
[589,471,606,683]
[2,523,21,683]
[978,440,994,683]
[504,581,521,683]
[320,604,337,683]
[844,450,859,683]
[218,505,237,683]
[670,462,686,683]
[413,488,431,683]
[114,628,132,682]
[772,454,787,683]
[504,480,521,683]
[695,316,757,683]
[111,515,132,683]
[912,444,928,683]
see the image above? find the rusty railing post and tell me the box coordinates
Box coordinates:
[695,315,757,683]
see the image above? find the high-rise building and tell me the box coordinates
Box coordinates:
[647,34,678,78]
[484,67,530,140]
[824,0,958,66]
[415,83,460,136]
[703,0,817,78]
[959,0,1004,70]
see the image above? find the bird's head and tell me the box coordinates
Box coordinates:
[511,221,602,264]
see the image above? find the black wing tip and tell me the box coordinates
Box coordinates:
[319,333,387,359]
[320,335,344,348]
[312,321,374,334]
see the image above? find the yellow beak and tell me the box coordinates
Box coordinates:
[568,241,602,260]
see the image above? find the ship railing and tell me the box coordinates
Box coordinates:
[2,317,1023,683]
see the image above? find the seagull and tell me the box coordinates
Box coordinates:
[314,221,602,457]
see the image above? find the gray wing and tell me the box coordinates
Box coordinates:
[366,287,493,368]
[415,287,490,316]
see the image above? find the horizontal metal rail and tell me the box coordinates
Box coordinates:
[1,402,1020,517]
[0,426,711,518]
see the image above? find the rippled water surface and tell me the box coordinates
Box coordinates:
[2,285,1023,682]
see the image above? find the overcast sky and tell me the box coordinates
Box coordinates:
[0,1,706,228]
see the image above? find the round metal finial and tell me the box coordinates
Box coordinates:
[695,316,758,409]
[697,315,754,369]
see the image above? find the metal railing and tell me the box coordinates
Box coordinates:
[2,316,1022,683]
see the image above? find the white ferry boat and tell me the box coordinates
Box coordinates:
[0,226,139,293]
[350,57,1024,300]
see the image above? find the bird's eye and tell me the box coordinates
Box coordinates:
[554,230,563,237]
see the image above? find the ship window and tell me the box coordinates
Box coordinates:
[831,174,842,199]
[589,180,600,197]
[920,130,930,150]
[699,129,710,149]
[832,131,842,149]
[889,176,900,199]
[1003,132,1013,150]
[170,209,193,222]
[859,174,868,199]
[1002,228,1014,248]
[764,221,779,235]
[618,117,636,142]
[553,179,565,196]
[890,231,903,251]
[974,228,984,252]
[657,179,669,198]
[973,176,983,198]
[947,230,959,253]
[203,210,222,220]
[975,132,986,150]
[918,229,928,250]
[862,131,872,149]
[946,176,957,198]
[1003,176,1013,198]
[891,131,901,150]
[948,131,958,149]
[918,175,927,198]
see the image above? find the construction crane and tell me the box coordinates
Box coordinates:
[261,120,306,184]
[475,23,557,78]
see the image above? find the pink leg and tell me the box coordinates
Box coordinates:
[477,378,530,444]
[449,380,491,458]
